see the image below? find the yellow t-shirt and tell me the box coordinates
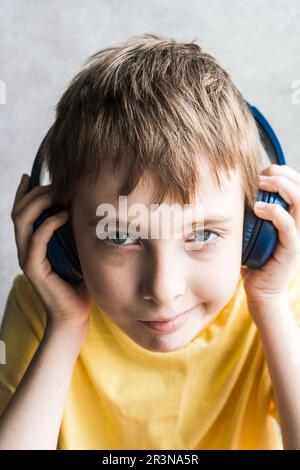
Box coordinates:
[1,256,300,450]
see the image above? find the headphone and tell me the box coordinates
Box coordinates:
[28,102,288,284]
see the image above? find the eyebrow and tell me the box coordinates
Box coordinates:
[89,214,234,228]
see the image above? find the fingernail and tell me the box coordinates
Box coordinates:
[255,201,267,210]
[259,175,268,180]
[60,211,69,218]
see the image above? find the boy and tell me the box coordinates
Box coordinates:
[1,33,300,450]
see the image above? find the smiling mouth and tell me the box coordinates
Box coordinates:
[139,305,197,323]
[138,306,195,333]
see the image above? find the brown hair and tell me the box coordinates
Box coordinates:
[42,33,262,211]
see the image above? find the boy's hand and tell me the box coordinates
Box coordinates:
[11,174,91,332]
[241,164,300,309]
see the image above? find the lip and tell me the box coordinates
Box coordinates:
[139,306,196,334]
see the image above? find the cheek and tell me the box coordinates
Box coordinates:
[88,264,130,294]
[79,249,138,310]
[190,250,241,307]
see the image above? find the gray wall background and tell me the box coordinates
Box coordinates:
[1,0,300,322]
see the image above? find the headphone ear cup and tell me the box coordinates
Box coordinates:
[242,189,288,269]
[28,131,83,285]
[32,204,83,284]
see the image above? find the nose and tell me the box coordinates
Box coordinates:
[140,245,186,306]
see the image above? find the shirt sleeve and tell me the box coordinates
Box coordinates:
[264,254,300,427]
[0,273,47,416]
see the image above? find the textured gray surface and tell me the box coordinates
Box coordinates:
[1,0,300,322]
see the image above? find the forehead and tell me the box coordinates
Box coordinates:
[73,161,244,216]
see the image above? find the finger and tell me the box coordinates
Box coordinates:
[254,201,300,262]
[12,174,30,209]
[12,182,53,220]
[14,192,56,264]
[259,164,300,188]
[23,211,69,279]
[258,175,300,232]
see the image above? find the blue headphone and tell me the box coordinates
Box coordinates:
[28,102,288,284]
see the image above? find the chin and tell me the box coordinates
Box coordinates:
[133,331,194,353]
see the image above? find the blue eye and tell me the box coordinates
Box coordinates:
[104,232,139,248]
[186,229,217,243]
[184,229,220,250]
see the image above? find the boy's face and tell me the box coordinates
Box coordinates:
[72,162,245,353]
